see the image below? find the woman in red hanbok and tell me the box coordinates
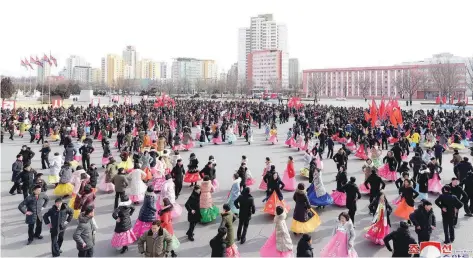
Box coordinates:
[365,192,392,245]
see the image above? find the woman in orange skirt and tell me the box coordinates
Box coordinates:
[393,179,418,221]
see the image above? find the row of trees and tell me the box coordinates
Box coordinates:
[306,59,473,104]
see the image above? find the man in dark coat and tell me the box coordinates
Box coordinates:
[296,234,314,257]
[79,144,94,171]
[343,177,361,223]
[409,152,424,182]
[448,177,472,221]
[454,157,473,182]
[233,187,255,244]
[171,159,185,199]
[325,137,334,159]
[19,145,35,167]
[9,154,23,195]
[435,185,463,244]
[184,185,201,241]
[433,141,445,166]
[409,200,436,244]
[365,169,386,203]
[462,171,473,214]
[383,221,417,257]
[18,165,38,199]
[73,206,97,257]
[86,164,99,190]
[18,185,50,245]
[391,143,403,170]
[43,198,74,257]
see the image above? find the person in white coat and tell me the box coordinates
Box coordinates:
[160,174,183,218]
[300,150,313,178]
[48,152,63,185]
[128,163,148,204]
[170,151,182,168]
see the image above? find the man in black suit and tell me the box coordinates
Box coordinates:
[342,177,361,224]
[365,169,386,203]
[234,187,255,244]
[435,185,463,244]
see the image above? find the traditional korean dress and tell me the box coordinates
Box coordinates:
[199,180,219,223]
[260,211,294,257]
[320,221,358,257]
[365,201,391,245]
[281,160,297,191]
[307,169,333,207]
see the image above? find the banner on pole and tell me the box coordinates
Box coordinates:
[124,97,131,105]
[52,99,63,108]
[2,100,16,110]
[112,95,120,102]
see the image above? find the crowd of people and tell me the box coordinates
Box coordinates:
[3,98,473,257]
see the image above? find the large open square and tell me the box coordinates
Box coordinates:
[1,109,472,257]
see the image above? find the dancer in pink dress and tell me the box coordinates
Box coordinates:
[259,157,272,190]
[427,158,443,194]
[282,156,297,191]
[132,186,157,237]
[320,212,358,258]
[285,128,296,148]
[260,206,293,257]
[365,192,391,245]
[378,151,398,181]
[331,166,348,207]
[111,195,137,254]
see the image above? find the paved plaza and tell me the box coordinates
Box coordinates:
[1,106,473,257]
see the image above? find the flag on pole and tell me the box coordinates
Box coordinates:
[43,54,52,66]
[25,58,34,70]
[49,54,57,67]
[35,56,43,67]
[21,59,26,68]
[30,56,36,64]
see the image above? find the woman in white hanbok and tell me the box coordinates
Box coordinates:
[128,163,148,204]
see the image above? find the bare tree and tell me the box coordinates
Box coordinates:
[307,73,326,103]
[466,58,473,99]
[392,69,426,104]
[429,60,463,98]
[356,76,373,100]
[163,81,174,96]
[288,82,301,97]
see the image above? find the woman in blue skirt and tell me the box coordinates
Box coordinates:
[307,166,333,208]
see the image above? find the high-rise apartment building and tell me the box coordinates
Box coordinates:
[123,46,138,79]
[238,14,288,82]
[160,63,167,79]
[72,66,92,83]
[248,50,288,90]
[90,68,102,85]
[136,60,167,80]
[171,58,217,83]
[101,54,124,86]
[37,61,51,83]
[288,58,300,87]
[65,55,89,80]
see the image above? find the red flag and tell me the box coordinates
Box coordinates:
[390,108,398,127]
[50,54,57,67]
[458,97,462,103]
[43,54,52,66]
[379,97,386,120]
[30,56,36,64]
[25,58,34,70]
[20,59,26,68]
[450,95,454,104]
[35,56,43,67]
[370,99,378,127]
[435,96,440,104]
[364,111,371,122]
[442,96,447,104]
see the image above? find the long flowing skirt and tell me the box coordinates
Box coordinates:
[331,190,346,207]
[259,230,293,257]
[414,185,429,200]
[74,155,82,162]
[359,183,370,194]
[354,146,368,160]
[227,134,237,143]
[130,193,145,203]
[285,137,296,147]
[282,171,297,191]
[98,176,115,192]
[226,243,240,258]
[212,136,222,144]
[290,209,321,233]
[263,192,290,215]
[153,177,166,192]
[132,219,153,238]
[346,142,357,152]
[377,164,397,181]
[111,229,137,248]
[269,135,278,144]
[53,183,73,196]
[372,158,382,168]
[48,175,60,184]
[393,198,414,220]
[183,141,195,150]
[200,205,220,223]
[364,211,390,245]
[246,178,255,186]
[337,137,347,144]
[259,169,268,190]
[171,203,183,218]
[307,184,333,206]
[449,143,465,150]
[299,168,309,178]
[428,173,442,194]
[391,195,402,205]
[183,171,201,183]
[101,157,110,166]
[320,231,358,258]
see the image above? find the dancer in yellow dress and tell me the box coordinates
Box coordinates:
[290,183,321,234]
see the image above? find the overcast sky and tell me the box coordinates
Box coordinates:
[1,0,472,77]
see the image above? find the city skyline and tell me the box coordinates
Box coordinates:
[1,0,472,77]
